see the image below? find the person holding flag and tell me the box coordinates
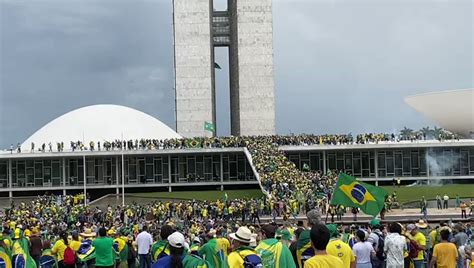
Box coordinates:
[12,228,37,268]
[198,229,228,268]
[0,232,12,268]
[330,173,388,217]
[255,224,296,268]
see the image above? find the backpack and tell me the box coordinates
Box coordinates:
[408,239,420,259]
[63,246,76,266]
[240,252,263,268]
[374,233,386,260]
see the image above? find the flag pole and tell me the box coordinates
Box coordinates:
[121,132,125,206]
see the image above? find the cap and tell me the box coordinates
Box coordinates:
[168,232,185,248]
[326,224,339,238]
[370,219,381,227]
[407,224,417,231]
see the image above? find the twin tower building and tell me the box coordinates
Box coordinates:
[173,0,275,137]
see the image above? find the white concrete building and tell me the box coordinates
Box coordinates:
[405,88,474,138]
[21,104,181,152]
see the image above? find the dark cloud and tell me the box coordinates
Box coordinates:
[0,0,472,148]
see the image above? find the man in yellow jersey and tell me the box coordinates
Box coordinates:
[407,224,426,268]
[304,223,344,268]
[228,227,261,268]
[325,224,355,268]
[430,229,457,268]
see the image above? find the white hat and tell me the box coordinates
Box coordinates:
[229,227,254,244]
[168,232,185,248]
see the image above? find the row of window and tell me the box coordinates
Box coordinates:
[0,153,255,188]
[287,147,474,177]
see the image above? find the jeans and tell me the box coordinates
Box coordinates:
[413,260,424,268]
[139,254,151,268]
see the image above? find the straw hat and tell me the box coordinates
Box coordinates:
[80,228,96,237]
[229,227,254,244]
[415,219,428,229]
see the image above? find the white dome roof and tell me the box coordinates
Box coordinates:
[22,104,181,150]
[405,88,474,138]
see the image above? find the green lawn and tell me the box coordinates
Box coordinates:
[382,184,474,204]
[129,184,474,204]
[129,189,264,201]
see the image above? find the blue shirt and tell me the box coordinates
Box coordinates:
[152,255,183,268]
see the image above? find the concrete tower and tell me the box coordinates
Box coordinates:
[173,0,275,137]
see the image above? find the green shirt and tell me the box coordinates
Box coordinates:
[183,254,211,268]
[93,237,115,266]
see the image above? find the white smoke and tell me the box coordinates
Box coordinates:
[425,149,460,185]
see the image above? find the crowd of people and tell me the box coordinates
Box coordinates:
[6,127,462,154]
[1,194,473,268]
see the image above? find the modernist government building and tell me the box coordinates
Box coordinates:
[1,0,473,197]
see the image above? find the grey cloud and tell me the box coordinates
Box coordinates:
[1,0,472,148]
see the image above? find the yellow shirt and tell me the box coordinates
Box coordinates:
[70,240,81,251]
[432,242,458,268]
[408,232,426,260]
[304,254,344,268]
[326,240,355,268]
[52,239,67,261]
[217,238,230,257]
[429,230,437,247]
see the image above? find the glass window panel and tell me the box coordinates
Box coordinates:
[34,162,43,178]
[403,158,410,173]
[52,162,60,178]
[363,153,371,169]
[411,152,419,168]
[386,157,394,175]
[188,157,196,174]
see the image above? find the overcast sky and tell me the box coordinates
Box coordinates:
[0,0,472,148]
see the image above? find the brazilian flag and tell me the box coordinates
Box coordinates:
[330,173,388,216]
[0,246,12,268]
[187,139,202,148]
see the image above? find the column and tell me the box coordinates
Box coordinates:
[374,150,379,186]
[220,153,224,191]
[62,158,67,195]
[168,155,172,192]
[8,159,12,198]
[83,155,87,206]
[426,150,430,185]
[116,156,119,194]
[322,151,327,174]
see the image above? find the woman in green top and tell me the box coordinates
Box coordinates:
[93,227,115,268]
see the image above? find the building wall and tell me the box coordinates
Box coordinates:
[230,0,275,136]
[173,0,215,137]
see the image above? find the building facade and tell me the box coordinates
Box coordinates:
[1,141,474,197]
[173,0,276,137]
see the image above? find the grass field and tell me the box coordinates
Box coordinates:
[130,189,264,201]
[381,184,474,204]
[131,184,474,204]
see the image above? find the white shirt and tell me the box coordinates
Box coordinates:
[136,231,153,255]
[353,241,374,264]
[384,233,407,268]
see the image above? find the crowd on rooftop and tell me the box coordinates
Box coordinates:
[5,126,461,154]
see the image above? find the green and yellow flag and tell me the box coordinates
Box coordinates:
[330,173,388,216]
[204,121,215,132]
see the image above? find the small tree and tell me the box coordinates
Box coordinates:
[400,126,414,140]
